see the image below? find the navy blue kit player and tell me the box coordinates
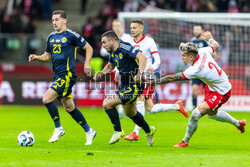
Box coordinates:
[94,30,156,146]
[29,10,96,145]
[190,24,210,108]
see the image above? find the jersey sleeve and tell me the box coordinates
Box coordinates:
[45,35,51,53]
[71,31,87,48]
[182,66,199,80]
[149,38,161,70]
[127,46,141,59]
[199,46,215,54]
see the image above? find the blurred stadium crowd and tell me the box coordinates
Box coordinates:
[0,0,249,60]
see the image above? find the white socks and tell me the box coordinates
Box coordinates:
[207,110,240,127]
[117,104,124,117]
[150,103,179,114]
[133,101,145,135]
[183,108,201,144]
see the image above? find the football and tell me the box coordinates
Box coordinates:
[17,131,35,146]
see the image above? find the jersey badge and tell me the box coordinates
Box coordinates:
[62,37,67,43]
[56,39,60,43]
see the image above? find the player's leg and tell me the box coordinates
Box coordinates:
[191,79,201,109]
[206,110,246,133]
[43,88,64,143]
[149,100,188,117]
[125,102,156,146]
[103,93,124,144]
[174,102,210,147]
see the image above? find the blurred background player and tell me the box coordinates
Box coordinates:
[94,30,156,146]
[100,19,133,118]
[29,10,96,145]
[124,19,188,141]
[190,24,210,109]
[148,31,246,147]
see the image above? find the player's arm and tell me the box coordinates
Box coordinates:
[147,72,184,85]
[93,62,115,81]
[134,52,147,82]
[82,42,93,77]
[202,31,220,51]
[29,52,51,62]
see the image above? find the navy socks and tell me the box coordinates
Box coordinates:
[105,107,121,131]
[69,107,90,132]
[130,112,150,133]
[45,102,61,128]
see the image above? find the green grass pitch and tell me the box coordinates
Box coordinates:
[0,105,249,167]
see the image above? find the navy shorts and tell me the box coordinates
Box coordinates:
[116,82,145,105]
[50,75,76,99]
[192,78,206,87]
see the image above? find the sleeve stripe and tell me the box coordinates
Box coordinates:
[151,51,158,55]
[210,46,215,53]
[181,72,188,80]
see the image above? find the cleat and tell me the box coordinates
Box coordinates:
[124,132,139,141]
[237,120,246,133]
[49,127,65,143]
[109,130,124,144]
[85,128,97,145]
[173,141,189,148]
[146,126,156,146]
[176,100,189,118]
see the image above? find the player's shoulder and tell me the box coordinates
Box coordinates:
[119,40,133,51]
[190,37,196,42]
[65,29,81,38]
[47,31,57,38]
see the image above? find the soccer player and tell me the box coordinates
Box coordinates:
[29,10,97,145]
[94,30,156,146]
[147,31,246,147]
[190,24,210,109]
[124,19,188,141]
[100,19,133,118]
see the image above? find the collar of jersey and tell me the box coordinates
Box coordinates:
[192,54,200,65]
[134,34,145,44]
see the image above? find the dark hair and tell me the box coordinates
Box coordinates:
[193,24,204,30]
[101,30,119,41]
[131,19,144,26]
[53,10,67,19]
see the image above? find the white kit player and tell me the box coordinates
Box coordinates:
[124,19,188,141]
[147,31,246,147]
[100,19,133,118]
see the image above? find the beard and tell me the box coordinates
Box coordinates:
[196,33,201,38]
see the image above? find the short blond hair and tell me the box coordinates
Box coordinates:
[179,42,198,56]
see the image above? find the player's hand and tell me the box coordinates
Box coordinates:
[114,72,120,83]
[146,67,154,73]
[93,72,104,81]
[134,73,143,83]
[84,66,92,77]
[202,31,213,41]
[29,54,37,62]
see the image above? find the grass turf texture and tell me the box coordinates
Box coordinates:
[0,106,249,167]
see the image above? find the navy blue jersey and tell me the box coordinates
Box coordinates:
[46,29,86,78]
[190,37,209,49]
[108,40,141,85]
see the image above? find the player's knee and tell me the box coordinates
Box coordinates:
[42,97,50,104]
[103,100,112,110]
[64,106,74,112]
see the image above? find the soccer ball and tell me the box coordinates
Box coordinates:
[17,131,35,146]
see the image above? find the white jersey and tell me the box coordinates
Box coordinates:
[131,34,161,71]
[100,33,133,57]
[182,46,231,95]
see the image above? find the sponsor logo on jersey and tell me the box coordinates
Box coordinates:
[134,45,140,49]
[62,37,67,43]
[50,39,54,43]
